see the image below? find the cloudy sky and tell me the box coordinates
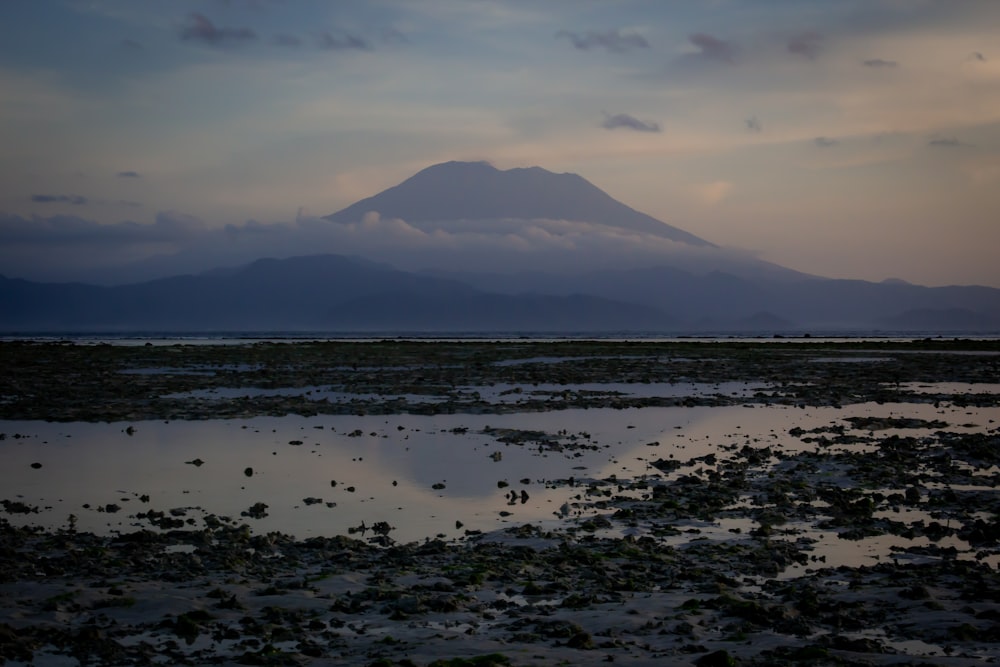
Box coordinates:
[1,0,999,286]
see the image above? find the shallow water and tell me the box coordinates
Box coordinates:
[2,388,998,572]
[1,407,700,540]
[160,380,773,404]
[895,381,1000,395]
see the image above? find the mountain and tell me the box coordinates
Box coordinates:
[424,265,1000,331]
[0,255,674,332]
[3,160,1000,334]
[325,161,714,247]
[333,292,674,331]
[878,308,1000,332]
[4,253,999,332]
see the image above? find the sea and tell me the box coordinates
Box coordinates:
[3,329,1000,345]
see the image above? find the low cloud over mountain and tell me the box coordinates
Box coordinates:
[0,209,759,286]
[2,161,737,284]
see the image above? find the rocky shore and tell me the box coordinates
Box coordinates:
[2,338,998,423]
[2,339,999,665]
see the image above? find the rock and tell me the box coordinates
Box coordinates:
[241,502,268,519]
[695,649,737,667]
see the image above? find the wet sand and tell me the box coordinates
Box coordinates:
[2,339,999,665]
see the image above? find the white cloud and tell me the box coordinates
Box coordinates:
[0,210,759,283]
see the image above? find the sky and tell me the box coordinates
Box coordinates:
[1,0,999,287]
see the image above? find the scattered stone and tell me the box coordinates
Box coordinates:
[695,649,736,667]
[241,502,268,519]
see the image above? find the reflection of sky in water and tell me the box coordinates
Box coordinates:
[808,356,892,363]
[462,381,773,402]
[162,380,775,403]
[2,393,998,572]
[2,410,680,541]
[893,381,1000,395]
[162,387,449,403]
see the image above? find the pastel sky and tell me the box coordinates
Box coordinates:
[1,0,999,287]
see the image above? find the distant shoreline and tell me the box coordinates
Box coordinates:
[3,329,1000,346]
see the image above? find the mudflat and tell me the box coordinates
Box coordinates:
[1,339,999,665]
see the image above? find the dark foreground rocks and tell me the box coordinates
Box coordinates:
[2,339,998,422]
[2,515,999,665]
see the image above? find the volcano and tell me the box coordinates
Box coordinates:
[325,160,714,247]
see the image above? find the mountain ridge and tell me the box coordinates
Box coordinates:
[0,255,673,332]
[3,252,1000,332]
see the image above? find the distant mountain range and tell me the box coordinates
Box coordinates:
[0,255,674,332]
[3,252,998,332]
[2,161,999,333]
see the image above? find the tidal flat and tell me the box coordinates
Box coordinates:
[1,339,999,666]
